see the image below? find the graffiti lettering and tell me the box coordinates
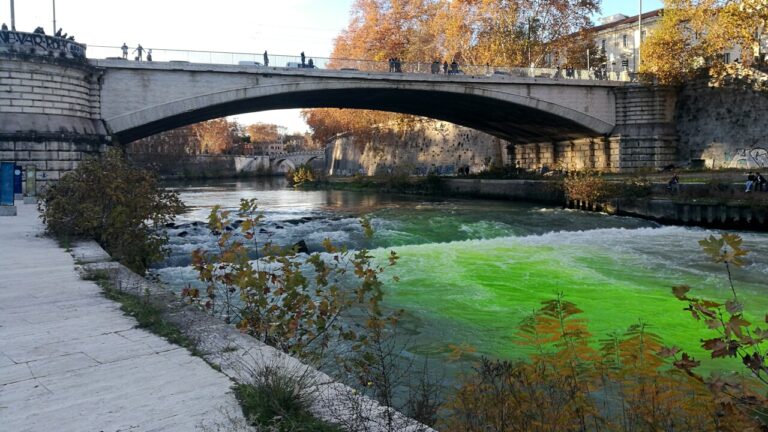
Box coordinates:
[0,30,86,59]
[726,147,768,168]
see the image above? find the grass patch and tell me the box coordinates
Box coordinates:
[101,284,197,352]
[95,274,340,431]
[234,369,342,432]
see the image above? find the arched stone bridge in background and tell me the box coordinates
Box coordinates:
[270,150,325,172]
[95,60,621,144]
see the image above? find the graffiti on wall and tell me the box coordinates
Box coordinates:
[726,147,768,168]
[0,30,86,58]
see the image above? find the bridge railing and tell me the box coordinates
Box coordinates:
[87,44,631,82]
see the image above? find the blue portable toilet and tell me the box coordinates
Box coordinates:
[0,162,14,206]
[13,165,22,196]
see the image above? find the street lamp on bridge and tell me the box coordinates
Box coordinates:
[636,0,643,73]
[10,0,15,31]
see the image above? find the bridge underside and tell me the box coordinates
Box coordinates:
[111,88,603,144]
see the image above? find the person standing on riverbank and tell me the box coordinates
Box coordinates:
[121,43,128,59]
[263,50,269,67]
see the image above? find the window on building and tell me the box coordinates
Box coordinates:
[723,53,731,63]
[641,30,647,41]
[623,34,628,48]
[601,39,606,53]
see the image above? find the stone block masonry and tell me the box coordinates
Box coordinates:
[0,49,109,191]
[512,137,618,172]
[676,75,768,169]
[326,120,509,176]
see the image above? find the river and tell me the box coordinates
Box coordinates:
[154,177,768,379]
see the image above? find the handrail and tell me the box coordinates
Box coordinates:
[86,44,632,82]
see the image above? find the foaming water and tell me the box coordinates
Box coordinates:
[155,178,768,374]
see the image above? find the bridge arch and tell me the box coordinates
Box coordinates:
[272,158,296,173]
[104,80,615,143]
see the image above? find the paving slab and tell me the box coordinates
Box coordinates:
[0,204,249,432]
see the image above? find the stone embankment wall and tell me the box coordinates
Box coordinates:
[442,178,767,230]
[325,120,509,176]
[128,154,271,178]
[676,69,768,169]
[0,32,108,188]
[444,178,564,203]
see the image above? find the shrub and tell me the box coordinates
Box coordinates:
[563,169,612,203]
[185,199,400,359]
[39,148,184,274]
[443,294,759,431]
[287,164,316,187]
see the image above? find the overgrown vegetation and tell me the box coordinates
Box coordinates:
[234,367,342,432]
[287,164,317,187]
[39,149,184,274]
[563,170,653,204]
[563,170,612,203]
[183,199,446,430]
[184,199,400,361]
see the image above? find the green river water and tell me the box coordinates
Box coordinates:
[156,178,768,376]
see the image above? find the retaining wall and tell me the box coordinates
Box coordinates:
[326,120,509,176]
[0,38,109,188]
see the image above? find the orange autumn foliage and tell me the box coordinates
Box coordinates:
[304,0,600,142]
[442,294,762,431]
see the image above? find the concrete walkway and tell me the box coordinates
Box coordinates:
[0,203,248,431]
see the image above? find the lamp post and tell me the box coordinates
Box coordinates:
[10,0,15,31]
[637,0,643,73]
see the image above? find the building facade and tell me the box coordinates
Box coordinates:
[586,8,758,72]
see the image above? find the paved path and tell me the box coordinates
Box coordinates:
[0,203,248,431]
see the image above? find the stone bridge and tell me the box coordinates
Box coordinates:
[94,60,621,144]
[270,151,325,172]
[0,31,679,184]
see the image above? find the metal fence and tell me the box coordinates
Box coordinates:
[86,44,633,82]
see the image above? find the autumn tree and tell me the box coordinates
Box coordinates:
[246,123,281,144]
[304,0,601,143]
[191,118,239,154]
[642,0,768,84]
[128,125,199,155]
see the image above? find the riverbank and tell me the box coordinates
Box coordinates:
[0,202,247,431]
[0,202,433,432]
[318,175,768,231]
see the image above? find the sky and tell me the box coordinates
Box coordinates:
[2,0,663,133]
